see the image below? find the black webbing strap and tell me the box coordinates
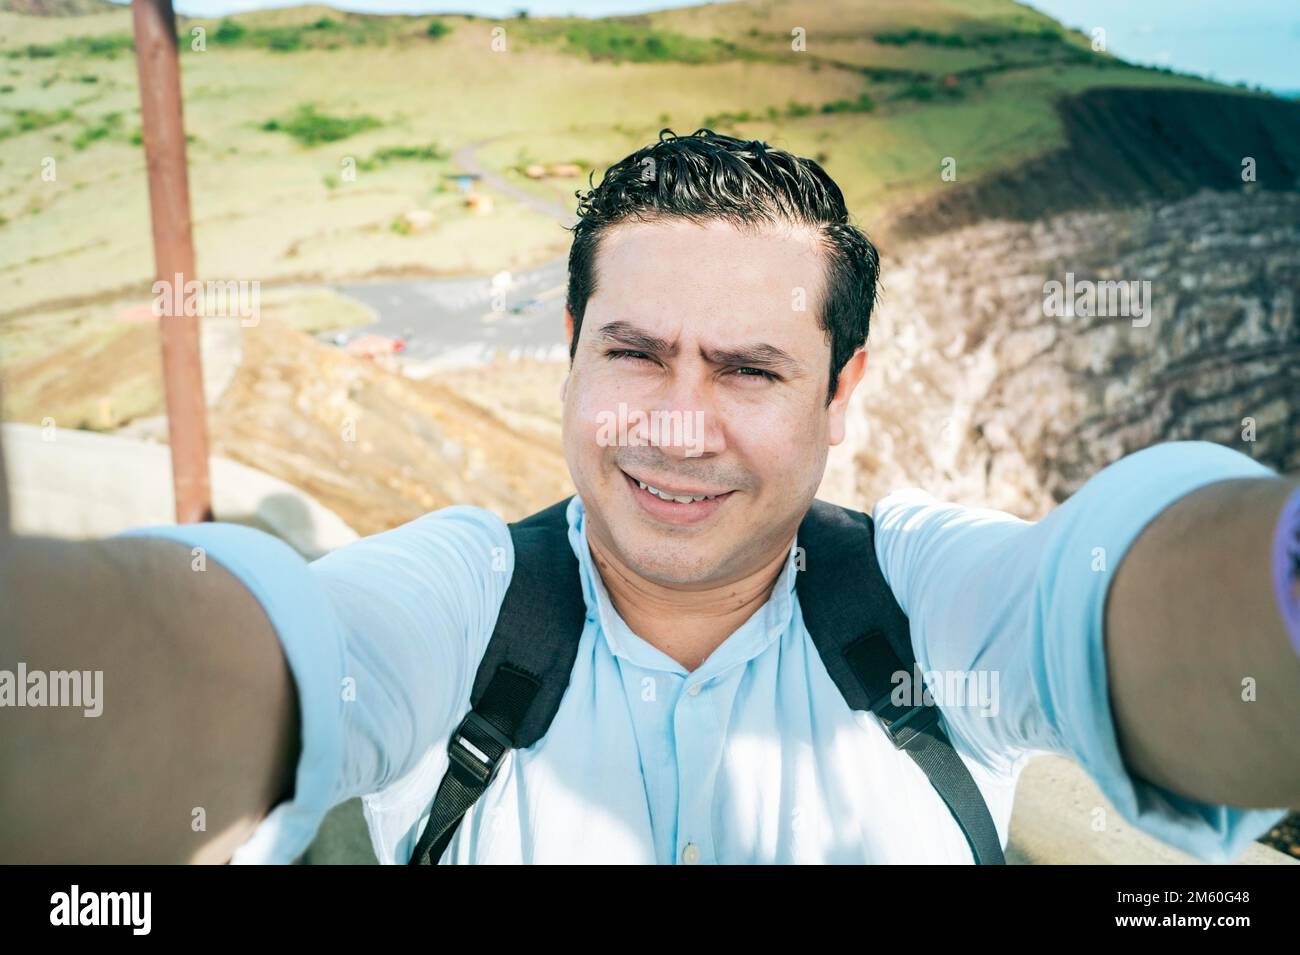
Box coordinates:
[796,500,1006,865]
[407,665,539,865]
[408,498,586,865]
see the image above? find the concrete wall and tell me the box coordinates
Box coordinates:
[3,423,356,559]
[1008,755,1294,865]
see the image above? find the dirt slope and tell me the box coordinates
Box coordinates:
[208,321,573,536]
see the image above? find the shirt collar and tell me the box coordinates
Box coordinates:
[564,495,800,678]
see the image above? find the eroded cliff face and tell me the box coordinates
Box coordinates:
[884,88,1300,244]
[824,189,1300,519]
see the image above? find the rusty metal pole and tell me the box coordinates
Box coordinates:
[131,0,212,523]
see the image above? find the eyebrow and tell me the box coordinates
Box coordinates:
[595,321,804,374]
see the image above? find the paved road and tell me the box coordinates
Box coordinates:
[325,140,578,367]
[330,257,570,365]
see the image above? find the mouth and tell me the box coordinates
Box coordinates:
[620,469,735,525]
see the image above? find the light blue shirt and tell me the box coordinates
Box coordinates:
[126,440,1289,863]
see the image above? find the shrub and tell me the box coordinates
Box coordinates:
[72,111,122,150]
[69,34,133,57]
[214,19,246,43]
[370,143,446,162]
[261,104,382,146]
[894,82,935,101]
[558,21,735,64]
[12,108,72,133]
[820,92,875,114]
[266,29,302,52]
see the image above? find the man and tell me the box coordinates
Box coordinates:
[2,130,1298,864]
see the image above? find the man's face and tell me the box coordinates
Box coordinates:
[561,217,865,588]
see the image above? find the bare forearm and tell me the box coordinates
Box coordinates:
[1106,475,1300,808]
[0,535,299,862]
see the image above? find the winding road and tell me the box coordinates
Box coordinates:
[326,140,580,367]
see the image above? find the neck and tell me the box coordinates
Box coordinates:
[585,529,793,672]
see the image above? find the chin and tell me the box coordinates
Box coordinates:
[611,525,727,586]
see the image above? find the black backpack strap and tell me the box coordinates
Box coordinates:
[796,499,1007,865]
[408,497,585,865]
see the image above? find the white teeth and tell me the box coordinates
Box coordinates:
[635,478,717,503]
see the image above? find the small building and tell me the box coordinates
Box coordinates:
[465,192,494,214]
[444,171,482,194]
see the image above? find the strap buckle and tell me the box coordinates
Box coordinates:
[869,696,941,750]
[446,710,512,787]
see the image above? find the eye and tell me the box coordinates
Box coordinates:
[607,349,656,365]
[731,366,778,382]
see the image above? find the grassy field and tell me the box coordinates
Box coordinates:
[0,0,1244,420]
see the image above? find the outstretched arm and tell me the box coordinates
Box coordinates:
[1106,474,1300,808]
[0,432,300,863]
[873,439,1296,862]
[0,422,514,864]
[0,536,299,863]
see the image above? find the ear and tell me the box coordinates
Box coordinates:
[561,307,575,403]
[827,349,867,447]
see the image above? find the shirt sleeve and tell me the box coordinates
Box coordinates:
[871,439,1290,863]
[307,505,512,805]
[119,504,512,864]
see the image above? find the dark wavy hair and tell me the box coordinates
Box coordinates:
[565,128,880,404]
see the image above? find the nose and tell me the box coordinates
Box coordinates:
[651,363,726,460]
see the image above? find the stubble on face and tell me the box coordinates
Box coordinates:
[561,216,836,592]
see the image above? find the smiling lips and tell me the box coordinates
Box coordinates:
[621,469,735,524]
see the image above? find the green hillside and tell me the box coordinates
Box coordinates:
[0,0,1244,345]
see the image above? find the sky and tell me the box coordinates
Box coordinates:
[109,0,1299,94]
[1023,0,1299,93]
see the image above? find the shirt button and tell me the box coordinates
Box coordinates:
[681,843,700,864]
[687,683,702,697]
